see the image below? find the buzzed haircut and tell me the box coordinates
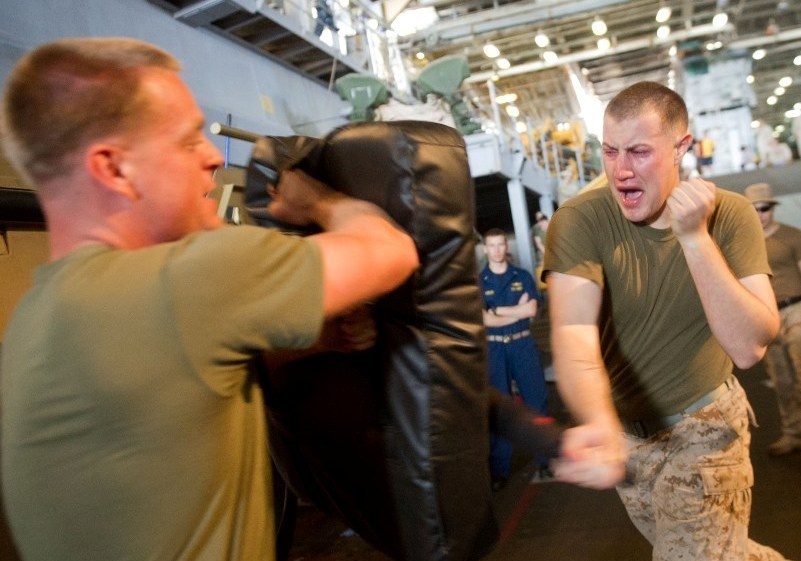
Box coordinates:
[1,37,181,184]
[605,81,689,137]
[483,228,507,241]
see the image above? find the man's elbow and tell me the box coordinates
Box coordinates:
[732,348,765,370]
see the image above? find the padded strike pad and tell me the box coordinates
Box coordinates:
[247,121,497,561]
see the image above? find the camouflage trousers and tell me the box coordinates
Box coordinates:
[617,376,788,561]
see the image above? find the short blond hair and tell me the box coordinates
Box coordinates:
[1,37,180,184]
[605,81,688,138]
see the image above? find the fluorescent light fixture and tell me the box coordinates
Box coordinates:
[592,18,607,36]
[779,76,793,87]
[753,49,766,60]
[495,93,518,104]
[767,96,777,105]
[496,57,511,70]
[390,7,439,37]
[746,74,754,83]
[774,87,785,96]
[712,12,728,27]
[534,32,550,48]
[656,6,671,23]
[506,105,520,118]
[543,50,558,64]
[669,45,677,57]
[795,55,801,66]
[515,121,528,133]
[483,44,500,58]
[656,25,670,40]
[597,37,611,51]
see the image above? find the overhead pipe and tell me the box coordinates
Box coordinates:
[466,23,736,83]
[410,0,627,43]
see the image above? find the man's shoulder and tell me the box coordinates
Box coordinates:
[776,222,801,238]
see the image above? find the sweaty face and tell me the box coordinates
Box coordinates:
[121,68,224,243]
[602,112,685,228]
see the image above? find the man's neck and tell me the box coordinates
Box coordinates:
[764,222,780,238]
[488,260,508,274]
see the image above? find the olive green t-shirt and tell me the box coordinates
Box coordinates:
[544,187,769,421]
[766,223,801,301]
[1,225,324,561]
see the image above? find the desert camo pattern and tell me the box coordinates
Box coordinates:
[617,377,789,560]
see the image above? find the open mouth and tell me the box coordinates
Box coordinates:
[618,188,643,207]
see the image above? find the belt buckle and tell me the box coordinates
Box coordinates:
[502,335,511,343]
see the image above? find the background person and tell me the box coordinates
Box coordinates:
[480,228,550,489]
[696,129,715,176]
[745,182,801,456]
[544,81,788,559]
[0,37,419,561]
[764,138,793,167]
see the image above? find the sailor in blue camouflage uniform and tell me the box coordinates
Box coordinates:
[480,228,549,489]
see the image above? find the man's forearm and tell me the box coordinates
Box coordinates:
[680,233,778,367]
[552,324,621,430]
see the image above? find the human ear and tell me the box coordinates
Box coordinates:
[674,133,693,165]
[85,144,140,202]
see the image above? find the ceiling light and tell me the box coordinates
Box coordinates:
[515,121,528,133]
[543,50,558,64]
[753,49,766,60]
[483,44,500,58]
[506,105,520,118]
[746,74,754,83]
[496,57,511,70]
[795,55,801,66]
[495,93,518,104]
[390,6,439,36]
[786,109,801,119]
[669,45,677,57]
[656,25,670,40]
[592,17,607,36]
[534,31,550,48]
[655,6,671,23]
[712,12,728,28]
[779,76,793,87]
[706,41,722,50]
[767,96,777,105]
[751,120,760,129]
[774,86,785,96]
[415,52,426,60]
[597,37,611,51]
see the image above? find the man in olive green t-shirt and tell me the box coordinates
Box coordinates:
[0,37,418,561]
[745,182,801,456]
[544,81,787,560]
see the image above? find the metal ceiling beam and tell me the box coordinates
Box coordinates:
[466,22,735,83]
[409,0,628,43]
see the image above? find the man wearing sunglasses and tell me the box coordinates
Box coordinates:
[745,182,801,456]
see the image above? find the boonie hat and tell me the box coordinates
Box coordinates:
[744,182,778,205]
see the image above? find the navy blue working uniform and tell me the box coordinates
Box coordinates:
[480,263,548,479]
